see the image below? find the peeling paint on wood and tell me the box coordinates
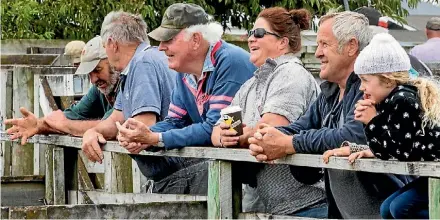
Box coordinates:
[4,202,207,219]
[429,177,440,219]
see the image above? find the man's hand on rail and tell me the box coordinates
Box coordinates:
[4,107,39,145]
[82,129,105,163]
[248,123,295,162]
[116,118,156,153]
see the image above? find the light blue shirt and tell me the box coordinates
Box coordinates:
[114,43,177,120]
[409,38,440,63]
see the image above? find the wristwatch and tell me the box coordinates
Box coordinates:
[157,133,165,147]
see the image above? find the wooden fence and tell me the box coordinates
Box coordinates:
[0,133,439,219]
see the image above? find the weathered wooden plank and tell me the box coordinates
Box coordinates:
[77,154,94,191]
[208,160,233,219]
[1,175,44,183]
[8,206,48,219]
[1,54,58,65]
[238,213,313,219]
[5,202,207,219]
[104,152,133,193]
[1,207,9,219]
[45,74,90,97]
[45,145,54,205]
[75,191,207,204]
[78,150,104,173]
[2,133,440,178]
[53,147,66,205]
[1,70,13,176]
[1,181,45,206]
[27,47,64,54]
[39,76,59,115]
[429,177,440,219]
[11,66,34,176]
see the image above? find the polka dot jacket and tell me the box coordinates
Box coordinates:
[365,84,440,161]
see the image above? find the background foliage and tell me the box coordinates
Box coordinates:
[1,0,438,40]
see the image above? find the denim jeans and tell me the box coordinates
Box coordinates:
[293,203,328,219]
[380,177,428,219]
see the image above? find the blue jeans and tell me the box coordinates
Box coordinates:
[294,204,328,219]
[380,177,428,219]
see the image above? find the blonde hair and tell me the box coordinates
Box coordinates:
[378,72,440,128]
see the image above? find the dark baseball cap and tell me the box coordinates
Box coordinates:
[148,3,209,42]
[354,6,382,26]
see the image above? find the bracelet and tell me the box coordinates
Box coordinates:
[341,141,370,154]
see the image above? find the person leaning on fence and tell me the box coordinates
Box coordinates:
[354,6,434,77]
[80,11,177,165]
[409,17,440,63]
[324,33,440,219]
[4,36,120,143]
[114,3,255,195]
[247,11,407,219]
[64,40,85,67]
[210,7,326,217]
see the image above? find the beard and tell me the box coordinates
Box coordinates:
[96,69,121,95]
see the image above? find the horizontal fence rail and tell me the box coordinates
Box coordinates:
[1,132,439,178]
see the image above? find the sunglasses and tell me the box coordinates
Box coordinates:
[248,28,281,38]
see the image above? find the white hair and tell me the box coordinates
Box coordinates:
[183,22,224,44]
[320,11,373,53]
[101,11,149,45]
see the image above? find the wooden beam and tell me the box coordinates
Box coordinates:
[45,145,54,205]
[2,133,439,178]
[429,177,440,219]
[208,160,233,219]
[45,74,90,97]
[74,191,207,204]
[11,66,34,176]
[237,213,310,219]
[53,147,66,205]
[5,202,207,219]
[104,152,133,193]
[0,69,13,176]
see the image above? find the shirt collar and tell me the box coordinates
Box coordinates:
[120,42,150,76]
[320,72,359,99]
[255,53,300,79]
[184,43,216,88]
[427,37,440,43]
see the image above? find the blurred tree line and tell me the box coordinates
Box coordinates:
[1,0,437,40]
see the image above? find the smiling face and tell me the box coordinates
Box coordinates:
[89,59,120,95]
[359,74,396,103]
[158,30,193,72]
[315,18,358,83]
[248,17,286,67]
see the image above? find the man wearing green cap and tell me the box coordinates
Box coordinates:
[5,36,120,144]
[115,3,255,194]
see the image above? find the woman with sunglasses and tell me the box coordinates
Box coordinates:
[212,7,326,217]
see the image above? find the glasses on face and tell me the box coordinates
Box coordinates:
[248,28,281,38]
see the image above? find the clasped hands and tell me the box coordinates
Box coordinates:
[115,118,157,154]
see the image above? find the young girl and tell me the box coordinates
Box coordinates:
[327,33,440,219]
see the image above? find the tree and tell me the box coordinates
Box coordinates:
[1,0,438,40]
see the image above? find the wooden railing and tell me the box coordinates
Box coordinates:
[1,133,439,219]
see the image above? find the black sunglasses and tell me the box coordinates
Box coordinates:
[248,28,281,38]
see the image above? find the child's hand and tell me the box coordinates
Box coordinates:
[323,146,350,164]
[354,99,377,124]
[348,149,374,164]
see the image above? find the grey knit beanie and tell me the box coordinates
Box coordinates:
[354,33,411,75]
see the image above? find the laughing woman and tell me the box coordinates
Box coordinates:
[211,7,327,217]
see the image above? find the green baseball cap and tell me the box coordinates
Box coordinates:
[75,36,108,75]
[148,3,209,42]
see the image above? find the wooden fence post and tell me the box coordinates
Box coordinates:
[104,152,133,193]
[11,66,34,176]
[53,146,66,205]
[208,160,233,219]
[45,145,54,205]
[429,177,440,219]
[1,69,13,176]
